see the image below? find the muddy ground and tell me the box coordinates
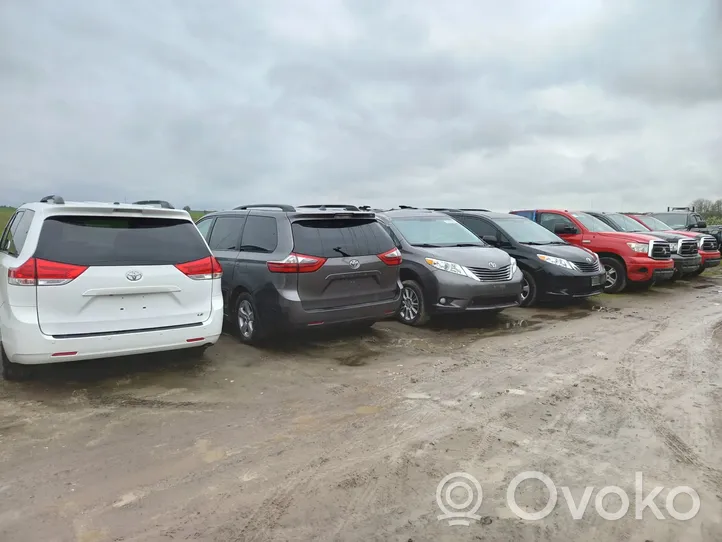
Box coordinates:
[2,274,722,542]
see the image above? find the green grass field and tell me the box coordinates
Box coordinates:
[0,207,209,230]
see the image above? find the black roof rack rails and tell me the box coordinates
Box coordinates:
[426,207,462,212]
[398,205,416,209]
[458,208,490,212]
[298,204,360,211]
[40,195,65,204]
[234,204,296,211]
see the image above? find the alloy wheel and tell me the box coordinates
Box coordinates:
[604,264,618,289]
[400,287,420,322]
[238,300,255,339]
[520,277,531,301]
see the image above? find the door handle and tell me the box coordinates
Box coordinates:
[582,240,591,244]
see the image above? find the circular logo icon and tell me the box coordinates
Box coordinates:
[125,270,143,282]
[488,262,497,269]
[436,472,483,526]
[348,259,360,270]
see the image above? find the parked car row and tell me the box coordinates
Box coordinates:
[0,197,718,380]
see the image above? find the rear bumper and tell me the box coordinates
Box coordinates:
[277,285,402,328]
[430,269,523,312]
[1,296,224,365]
[700,250,721,269]
[626,257,674,283]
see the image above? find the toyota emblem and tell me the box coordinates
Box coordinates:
[348,259,360,270]
[126,270,143,282]
[488,262,497,268]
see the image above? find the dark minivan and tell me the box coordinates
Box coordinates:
[439,210,606,306]
[196,205,402,343]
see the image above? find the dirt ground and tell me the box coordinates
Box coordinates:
[2,274,722,542]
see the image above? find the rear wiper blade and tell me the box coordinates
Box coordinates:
[333,247,351,257]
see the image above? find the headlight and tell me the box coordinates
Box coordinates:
[425,258,476,279]
[627,242,649,253]
[537,254,579,270]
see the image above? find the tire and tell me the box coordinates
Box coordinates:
[518,269,538,307]
[600,257,627,294]
[233,292,265,344]
[2,343,32,381]
[397,280,429,326]
[689,267,704,277]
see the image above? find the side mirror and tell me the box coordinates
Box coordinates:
[482,235,498,246]
[696,221,707,228]
[554,224,578,235]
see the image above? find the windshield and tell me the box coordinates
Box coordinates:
[391,217,483,246]
[570,212,616,233]
[632,215,671,230]
[494,217,565,245]
[651,213,686,229]
[606,213,649,232]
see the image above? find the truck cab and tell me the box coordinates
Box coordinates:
[509,209,675,293]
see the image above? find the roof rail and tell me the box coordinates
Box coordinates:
[234,204,296,211]
[298,204,360,211]
[458,208,490,212]
[398,205,417,209]
[40,195,65,204]
[425,207,462,212]
[667,206,694,212]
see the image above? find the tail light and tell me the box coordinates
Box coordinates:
[175,256,223,280]
[378,247,402,266]
[267,253,326,273]
[8,258,88,286]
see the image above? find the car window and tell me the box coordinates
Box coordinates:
[379,222,402,247]
[291,219,394,258]
[539,213,577,233]
[635,215,671,230]
[455,216,497,239]
[390,217,483,246]
[652,213,686,229]
[606,213,648,232]
[34,216,210,266]
[570,212,616,232]
[692,214,704,225]
[208,217,244,251]
[0,211,22,254]
[494,217,566,244]
[9,209,34,255]
[196,217,214,241]
[240,216,278,253]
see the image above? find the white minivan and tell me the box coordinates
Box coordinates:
[0,196,224,380]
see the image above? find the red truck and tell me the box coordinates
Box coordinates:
[624,213,721,276]
[509,209,675,293]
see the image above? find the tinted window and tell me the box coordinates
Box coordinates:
[208,216,244,251]
[569,212,615,232]
[539,213,577,233]
[605,213,648,232]
[391,217,483,246]
[240,216,278,253]
[10,209,35,254]
[292,219,394,258]
[379,222,402,246]
[636,215,672,230]
[196,217,214,241]
[0,211,22,254]
[456,216,497,238]
[652,213,686,229]
[35,216,210,266]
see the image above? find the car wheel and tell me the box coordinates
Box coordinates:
[234,292,264,344]
[518,269,538,307]
[397,280,429,326]
[1,343,32,381]
[600,257,627,294]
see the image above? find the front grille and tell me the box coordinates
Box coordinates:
[678,239,698,256]
[649,240,671,260]
[468,264,512,281]
[574,259,601,273]
[702,236,718,251]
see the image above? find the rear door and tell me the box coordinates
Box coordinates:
[290,218,398,310]
[34,214,214,336]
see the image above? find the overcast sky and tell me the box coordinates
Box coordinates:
[1,0,720,211]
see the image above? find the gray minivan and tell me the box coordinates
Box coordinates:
[375,208,524,325]
[196,205,403,343]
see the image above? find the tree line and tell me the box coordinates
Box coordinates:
[690,199,722,224]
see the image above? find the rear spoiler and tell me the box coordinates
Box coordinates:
[43,204,192,220]
[291,211,376,220]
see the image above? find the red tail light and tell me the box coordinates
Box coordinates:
[175,256,223,280]
[378,247,402,266]
[267,253,327,273]
[8,258,88,286]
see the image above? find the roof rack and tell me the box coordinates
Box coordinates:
[298,204,360,211]
[234,204,296,211]
[133,200,174,209]
[398,205,417,209]
[40,195,64,204]
[425,207,462,212]
[458,208,490,212]
[667,206,694,212]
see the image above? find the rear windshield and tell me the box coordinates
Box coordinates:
[35,216,210,266]
[291,219,394,258]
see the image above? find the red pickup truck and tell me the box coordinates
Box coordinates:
[624,213,721,276]
[510,209,675,293]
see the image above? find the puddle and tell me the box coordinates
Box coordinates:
[693,284,715,290]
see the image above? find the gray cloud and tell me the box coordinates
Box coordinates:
[0,0,720,212]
